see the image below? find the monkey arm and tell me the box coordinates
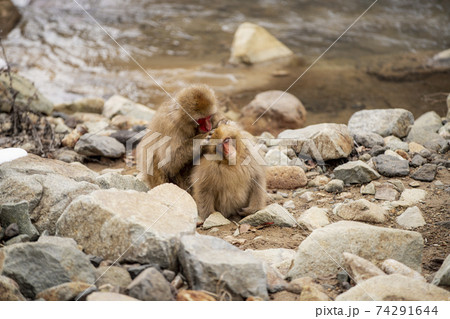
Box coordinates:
[239,173,267,217]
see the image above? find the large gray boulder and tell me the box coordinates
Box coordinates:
[0,242,96,299]
[74,134,125,158]
[287,221,423,279]
[348,109,414,138]
[0,155,100,234]
[373,155,409,177]
[56,184,198,270]
[278,123,353,161]
[178,234,268,300]
[336,274,450,301]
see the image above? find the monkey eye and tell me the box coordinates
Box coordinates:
[223,137,230,144]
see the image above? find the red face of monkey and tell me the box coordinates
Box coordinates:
[197,115,212,133]
[221,136,236,159]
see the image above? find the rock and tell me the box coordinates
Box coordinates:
[35,282,93,301]
[61,124,88,148]
[373,155,409,177]
[103,95,155,121]
[0,156,99,234]
[245,248,296,276]
[381,259,425,282]
[411,154,427,167]
[386,179,405,192]
[0,242,96,298]
[55,149,84,163]
[343,252,385,284]
[286,277,315,294]
[3,223,19,239]
[109,130,142,146]
[359,153,371,161]
[264,264,288,293]
[202,212,231,230]
[324,179,344,193]
[74,134,125,158]
[287,221,423,279]
[396,206,426,229]
[399,189,427,205]
[307,175,330,187]
[411,163,437,182]
[409,142,425,154]
[110,115,149,131]
[374,185,398,201]
[406,111,443,145]
[0,275,26,301]
[0,0,21,37]
[369,145,388,157]
[299,285,331,301]
[162,270,176,282]
[409,181,421,187]
[0,201,39,240]
[0,73,53,114]
[333,199,387,223]
[126,267,174,301]
[348,109,414,138]
[432,254,450,286]
[178,234,268,300]
[241,90,306,136]
[336,274,450,301]
[95,172,149,192]
[278,123,353,161]
[176,290,216,301]
[384,149,406,161]
[333,160,380,184]
[239,203,296,227]
[54,97,104,114]
[229,22,293,64]
[87,292,139,301]
[264,148,290,166]
[297,207,330,231]
[94,266,132,288]
[37,235,78,248]
[56,184,197,269]
[266,166,307,189]
[360,182,376,195]
[84,119,109,134]
[283,200,295,210]
[385,136,409,152]
[438,122,450,139]
[5,234,30,245]
[352,132,385,148]
[299,191,314,202]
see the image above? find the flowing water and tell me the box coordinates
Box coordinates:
[4,0,450,121]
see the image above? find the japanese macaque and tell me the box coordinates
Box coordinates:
[191,124,267,221]
[137,84,225,190]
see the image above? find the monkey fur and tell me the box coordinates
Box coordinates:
[191,124,267,221]
[137,84,223,190]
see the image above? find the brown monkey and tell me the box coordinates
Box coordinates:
[137,84,224,189]
[191,124,267,221]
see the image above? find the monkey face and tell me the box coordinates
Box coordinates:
[197,115,212,133]
[222,137,236,159]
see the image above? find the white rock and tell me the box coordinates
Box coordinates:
[103,95,155,121]
[297,207,330,231]
[246,248,296,276]
[229,22,293,64]
[399,189,427,205]
[396,206,426,229]
[202,212,231,230]
[333,199,387,223]
[381,259,426,282]
[265,148,290,166]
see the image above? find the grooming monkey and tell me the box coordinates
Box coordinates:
[137,84,225,189]
[191,124,267,221]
